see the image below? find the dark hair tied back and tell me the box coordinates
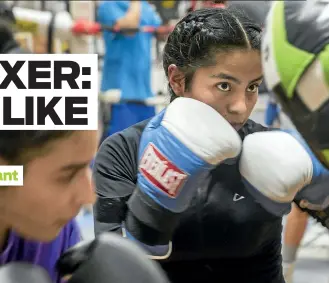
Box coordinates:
[163,7,262,101]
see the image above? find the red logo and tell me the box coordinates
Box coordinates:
[139,143,188,198]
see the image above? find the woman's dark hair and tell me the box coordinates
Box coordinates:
[163,7,262,101]
[0,21,73,165]
[0,131,73,164]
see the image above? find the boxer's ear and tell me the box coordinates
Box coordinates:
[168,64,185,97]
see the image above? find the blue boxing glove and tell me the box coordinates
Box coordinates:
[124,97,241,257]
[240,130,329,217]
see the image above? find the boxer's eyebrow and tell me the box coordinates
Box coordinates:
[249,75,263,83]
[210,73,241,84]
[60,162,89,172]
[210,73,263,84]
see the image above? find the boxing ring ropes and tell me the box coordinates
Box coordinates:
[7,1,242,109]
[7,0,267,111]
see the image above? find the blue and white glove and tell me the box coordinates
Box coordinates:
[125,97,242,257]
[239,130,329,217]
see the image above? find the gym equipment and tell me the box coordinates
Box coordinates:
[99,90,168,107]
[262,1,329,168]
[9,1,95,53]
[261,1,329,230]
[72,20,174,36]
[5,1,174,54]
[149,0,179,24]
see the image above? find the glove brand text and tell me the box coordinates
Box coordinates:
[139,143,187,197]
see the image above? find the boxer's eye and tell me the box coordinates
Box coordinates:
[57,161,90,184]
[247,84,259,93]
[217,82,231,92]
[58,171,77,184]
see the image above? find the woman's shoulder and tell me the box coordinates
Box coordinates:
[95,119,151,173]
[100,119,150,152]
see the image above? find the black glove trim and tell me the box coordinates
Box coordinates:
[294,199,329,229]
[94,194,130,224]
[126,186,181,245]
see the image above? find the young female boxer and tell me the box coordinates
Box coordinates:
[0,25,98,283]
[0,13,99,283]
[0,130,97,282]
[93,4,329,282]
[0,127,97,283]
[93,7,285,283]
[0,13,173,283]
[0,128,97,283]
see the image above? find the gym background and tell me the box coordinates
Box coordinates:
[2,1,328,282]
